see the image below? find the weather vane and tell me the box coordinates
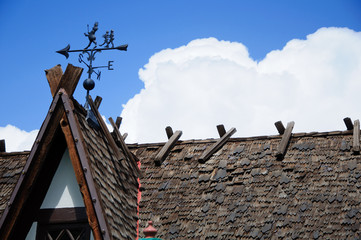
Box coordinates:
[56,22,128,129]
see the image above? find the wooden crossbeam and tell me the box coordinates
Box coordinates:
[353,119,360,153]
[94,96,102,109]
[344,117,354,130]
[154,130,182,166]
[276,121,295,158]
[165,126,174,139]
[199,127,237,164]
[217,124,226,137]
[274,121,285,134]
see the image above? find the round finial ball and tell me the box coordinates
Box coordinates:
[83,78,95,90]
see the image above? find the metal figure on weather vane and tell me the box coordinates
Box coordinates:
[56,22,128,129]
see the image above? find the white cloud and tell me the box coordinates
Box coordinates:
[120,27,361,143]
[0,125,38,152]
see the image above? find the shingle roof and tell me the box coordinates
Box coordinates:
[73,100,139,240]
[0,152,28,217]
[133,130,361,239]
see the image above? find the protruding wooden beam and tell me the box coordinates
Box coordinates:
[353,119,360,154]
[115,117,122,129]
[276,121,295,158]
[217,124,226,137]
[47,64,83,98]
[0,140,5,152]
[109,117,141,176]
[122,133,128,140]
[45,65,63,97]
[94,96,102,109]
[274,121,285,135]
[165,126,174,139]
[154,130,182,166]
[87,96,123,161]
[199,127,237,164]
[344,117,354,130]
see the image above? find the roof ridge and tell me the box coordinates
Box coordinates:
[127,129,353,147]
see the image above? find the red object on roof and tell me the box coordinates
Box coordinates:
[143,221,157,238]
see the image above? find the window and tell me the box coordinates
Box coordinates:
[36,207,91,240]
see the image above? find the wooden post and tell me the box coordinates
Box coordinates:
[45,65,63,97]
[165,126,174,139]
[353,119,360,153]
[154,130,182,166]
[0,140,5,152]
[217,124,226,137]
[344,117,354,130]
[94,96,102,109]
[274,121,285,135]
[199,127,237,163]
[115,117,122,129]
[276,121,294,158]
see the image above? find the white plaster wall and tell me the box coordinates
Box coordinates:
[26,149,88,239]
[41,149,84,208]
[25,222,37,240]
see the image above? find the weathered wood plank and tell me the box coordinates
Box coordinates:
[344,117,354,130]
[94,96,102,109]
[87,96,123,161]
[109,117,141,176]
[45,65,63,97]
[54,64,83,97]
[60,115,103,240]
[276,121,295,158]
[115,116,122,129]
[274,121,285,135]
[165,126,174,139]
[154,130,182,166]
[217,124,226,137]
[199,127,237,163]
[353,119,360,153]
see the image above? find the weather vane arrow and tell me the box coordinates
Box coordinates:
[56,22,128,129]
[56,44,128,59]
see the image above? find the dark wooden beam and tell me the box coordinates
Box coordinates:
[54,64,83,97]
[216,124,226,137]
[0,93,65,240]
[88,96,123,161]
[274,121,285,135]
[60,91,111,240]
[115,117,122,129]
[344,117,354,130]
[165,126,174,139]
[122,133,128,140]
[199,127,237,163]
[109,117,141,176]
[0,140,5,152]
[353,119,360,154]
[60,115,103,240]
[276,121,295,158]
[94,96,102,109]
[154,130,182,166]
[45,64,63,97]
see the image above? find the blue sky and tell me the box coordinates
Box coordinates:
[1,1,361,149]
